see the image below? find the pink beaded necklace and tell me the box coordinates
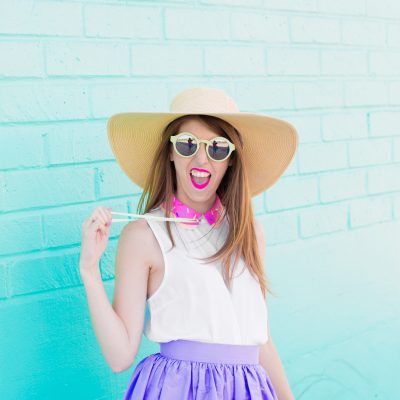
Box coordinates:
[161,194,225,229]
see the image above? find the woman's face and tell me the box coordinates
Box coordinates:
[169,118,231,212]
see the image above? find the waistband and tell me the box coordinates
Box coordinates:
[159,339,260,365]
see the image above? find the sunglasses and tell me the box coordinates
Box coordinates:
[170,132,236,162]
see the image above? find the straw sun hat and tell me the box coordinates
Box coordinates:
[107,87,299,197]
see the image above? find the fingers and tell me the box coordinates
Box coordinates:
[83,206,113,232]
[98,207,112,226]
[91,219,107,235]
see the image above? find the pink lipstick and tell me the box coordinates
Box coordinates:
[190,168,211,190]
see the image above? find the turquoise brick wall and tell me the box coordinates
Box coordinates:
[0,1,399,399]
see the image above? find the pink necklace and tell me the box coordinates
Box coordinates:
[161,194,225,229]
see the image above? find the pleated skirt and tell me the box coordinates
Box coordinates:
[122,339,278,399]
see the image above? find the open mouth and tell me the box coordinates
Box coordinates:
[190,169,211,189]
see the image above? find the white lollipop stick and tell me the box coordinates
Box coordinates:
[110,211,200,223]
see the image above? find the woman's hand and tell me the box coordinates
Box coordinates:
[79,206,112,275]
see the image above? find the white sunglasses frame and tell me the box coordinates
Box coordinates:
[170,132,236,162]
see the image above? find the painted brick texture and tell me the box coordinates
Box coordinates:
[0,1,399,399]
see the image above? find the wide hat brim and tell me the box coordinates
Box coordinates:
[107,111,299,197]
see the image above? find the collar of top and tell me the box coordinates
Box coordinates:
[161,194,224,229]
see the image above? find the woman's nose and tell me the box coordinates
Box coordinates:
[195,142,209,162]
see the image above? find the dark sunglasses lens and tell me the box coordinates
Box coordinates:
[176,135,197,156]
[208,138,230,161]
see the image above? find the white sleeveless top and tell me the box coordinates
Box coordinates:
[142,206,269,345]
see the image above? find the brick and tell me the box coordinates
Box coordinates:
[165,8,229,40]
[294,81,343,109]
[366,0,400,19]
[322,112,368,141]
[320,170,366,202]
[131,44,203,76]
[96,162,140,199]
[42,198,128,249]
[85,4,161,39]
[389,82,400,105]
[2,166,95,211]
[100,238,118,280]
[0,41,44,78]
[370,51,400,76]
[90,82,168,118]
[394,138,400,162]
[0,84,90,122]
[0,1,82,36]
[349,138,392,167]
[205,46,265,76]
[318,0,366,15]
[128,194,146,215]
[201,0,262,5]
[267,48,319,75]
[344,81,388,107]
[298,142,347,173]
[387,23,400,47]
[369,111,400,137]
[300,203,348,237]
[235,81,293,111]
[47,41,129,76]
[9,250,81,296]
[231,12,289,42]
[393,193,400,219]
[265,176,318,211]
[0,292,110,385]
[0,173,4,210]
[0,213,43,256]
[321,50,368,76]
[260,211,298,245]
[368,164,400,194]
[0,126,45,169]
[263,0,317,12]
[291,16,340,44]
[280,114,321,143]
[46,121,114,165]
[342,20,386,46]
[350,196,392,228]
[0,263,7,299]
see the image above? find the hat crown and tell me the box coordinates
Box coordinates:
[170,87,239,114]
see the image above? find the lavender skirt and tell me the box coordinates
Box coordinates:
[122,339,278,399]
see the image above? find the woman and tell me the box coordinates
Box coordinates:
[80,87,298,399]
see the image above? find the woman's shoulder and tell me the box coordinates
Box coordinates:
[118,211,164,258]
[121,206,169,238]
[118,206,160,235]
[120,218,153,241]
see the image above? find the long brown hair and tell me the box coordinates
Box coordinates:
[137,114,275,299]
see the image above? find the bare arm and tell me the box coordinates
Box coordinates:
[80,212,152,373]
[110,219,154,371]
[81,266,133,373]
[254,218,295,400]
[259,339,295,400]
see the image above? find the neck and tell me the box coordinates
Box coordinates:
[175,189,216,214]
